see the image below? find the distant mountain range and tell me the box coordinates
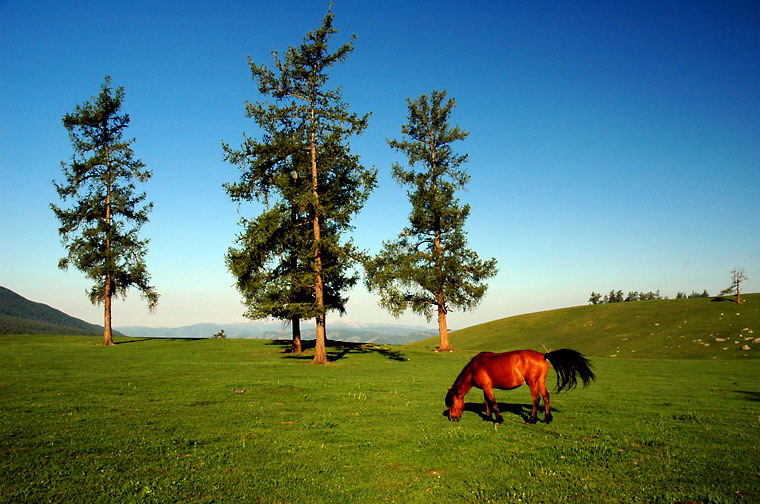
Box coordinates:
[118,320,437,345]
[0,285,435,344]
[0,285,118,336]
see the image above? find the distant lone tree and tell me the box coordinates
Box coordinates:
[720,267,747,304]
[223,9,375,362]
[51,76,158,346]
[365,90,497,352]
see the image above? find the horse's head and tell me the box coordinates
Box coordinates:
[445,388,463,422]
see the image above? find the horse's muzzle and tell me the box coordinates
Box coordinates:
[449,415,460,422]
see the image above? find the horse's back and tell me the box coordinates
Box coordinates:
[470,349,547,389]
[475,349,545,366]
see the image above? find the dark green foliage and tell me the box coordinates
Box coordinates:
[589,289,662,304]
[223,9,375,356]
[591,289,710,304]
[225,142,372,321]
[225,200,318,322]
[51,76,158,312]
[676,290,711,299]
[365,90,497,347]
[606,289,625,303]
[637,290,664,301]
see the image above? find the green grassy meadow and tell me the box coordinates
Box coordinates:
[1,328,758,503]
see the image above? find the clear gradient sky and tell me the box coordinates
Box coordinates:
[1,1,758,331]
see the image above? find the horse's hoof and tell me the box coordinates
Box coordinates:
[526,417,538,424]
[495,415,504,424]
[545,414,553,424]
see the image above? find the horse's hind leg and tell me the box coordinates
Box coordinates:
[527,383,541,424]
[539,381,552,424]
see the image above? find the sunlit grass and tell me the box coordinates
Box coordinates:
[1,334,758,503]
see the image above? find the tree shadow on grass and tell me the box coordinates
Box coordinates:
[711,296,739,303]
[115,338,151,345]
[442,402,560,423]
[733,390,760,402]
[267,339,407,362]
[115,337,205,345]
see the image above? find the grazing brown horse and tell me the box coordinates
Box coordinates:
[445,349,595,424]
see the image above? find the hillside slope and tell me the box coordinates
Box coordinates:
[0,286,111,336]
[411,294,759,359]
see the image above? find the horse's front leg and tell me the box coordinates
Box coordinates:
[483,387,504,424]
[482,391,492,420]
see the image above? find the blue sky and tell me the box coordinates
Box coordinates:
[1,1,758,330]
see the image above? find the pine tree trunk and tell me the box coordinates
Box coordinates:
[309,119,328,365]
[314,314,327,364]
[433,207,452,352]
[429,135,453,353]
[102,162,114,347]
[291,316,303,353]
[103,282,114,346]
[288,239,303,354]
[312,217,328,363]
[437,301,453,352]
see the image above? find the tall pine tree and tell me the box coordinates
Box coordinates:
[365,90,497,351]
[52,76,158,346]
[223,9,375,362]
[225,138,357,353]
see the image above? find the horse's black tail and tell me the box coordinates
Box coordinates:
[544,349,596,393]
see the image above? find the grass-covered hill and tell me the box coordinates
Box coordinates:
[412,294,759,359]
[0,285,114,336]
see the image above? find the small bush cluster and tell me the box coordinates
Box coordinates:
[675,290,710,300]
[588,289,709,305]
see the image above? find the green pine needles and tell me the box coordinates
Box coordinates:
[51,76,158,346]
[223,9,376,361]
[366,90,498,352]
